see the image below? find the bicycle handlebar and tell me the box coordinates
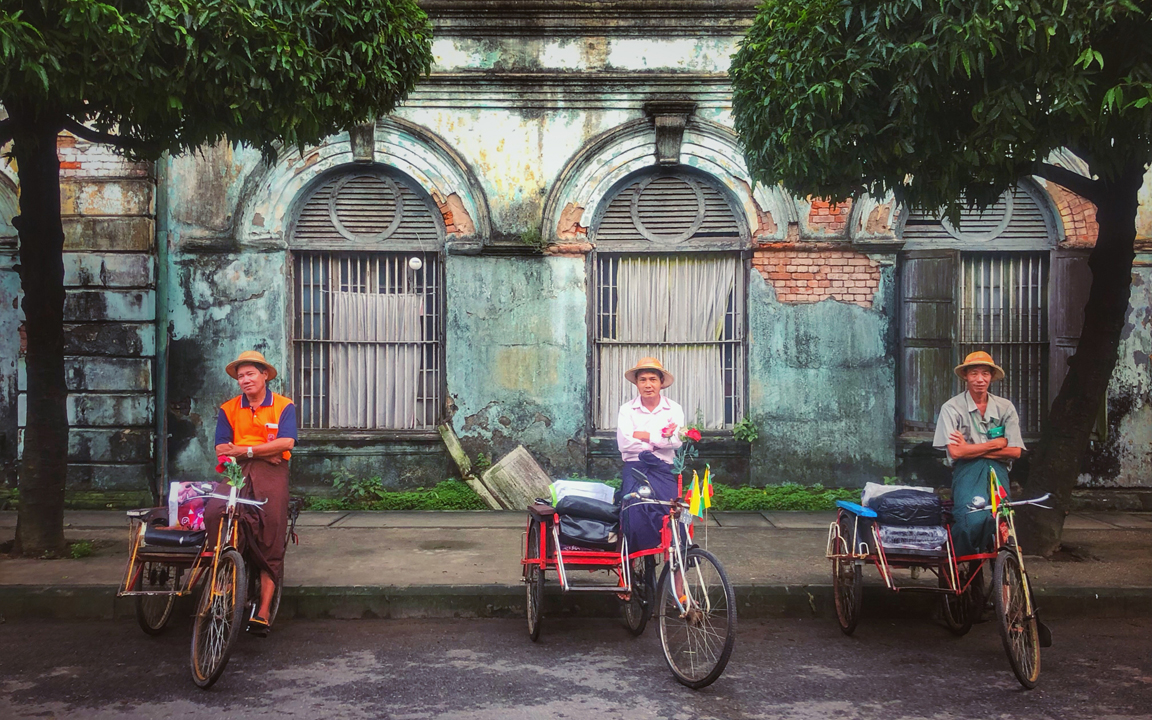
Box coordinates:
[967,493,1052,513]
[203,493,267,508]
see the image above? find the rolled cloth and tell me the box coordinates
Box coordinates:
[950,457,1010,557]
[620,451,679,552]
[204,458,290,582]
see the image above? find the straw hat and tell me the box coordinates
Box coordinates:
[226,350,278,381]
[624,356,674,388]
[954,351,1004,382]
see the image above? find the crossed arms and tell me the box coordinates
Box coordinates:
[946,432,1022,462]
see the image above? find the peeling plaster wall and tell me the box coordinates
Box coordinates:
[446,255,589,477]
[1086,256,1152,487]
[747,263,898,487]
[164,249,296,486]
[0,181,18,487]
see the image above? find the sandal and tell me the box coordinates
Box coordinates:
[248,614,270,637]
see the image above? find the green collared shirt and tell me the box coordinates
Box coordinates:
[933,391,1025,467]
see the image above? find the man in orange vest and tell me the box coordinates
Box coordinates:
[212,350,297,634]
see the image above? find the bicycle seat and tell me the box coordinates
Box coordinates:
[528,502,556,519]
[143,527,207,548]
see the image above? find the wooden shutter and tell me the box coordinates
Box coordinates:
[1048,248,1092,407]
[901,250,959,433]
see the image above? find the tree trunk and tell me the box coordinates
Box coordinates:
[10,103,68,557]
[1020,163,1144,556]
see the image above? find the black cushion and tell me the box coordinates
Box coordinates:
[554,495,619,522]
[143,527,207,548]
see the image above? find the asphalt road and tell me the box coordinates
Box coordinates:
[1,616,1149,719]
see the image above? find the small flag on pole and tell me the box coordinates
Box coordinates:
[688,470,702,517]
[702,464,713,510]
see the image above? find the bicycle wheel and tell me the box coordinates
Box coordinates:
[622,555,655,636]
[940,564,973,637]
[993,549,1041,688]
[831,536,862,635]
[525,520,545,642]
[134,562,178,636]
[657,548,737,689]
[190,548,247,689]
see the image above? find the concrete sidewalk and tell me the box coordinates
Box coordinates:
[1,509,1150,620]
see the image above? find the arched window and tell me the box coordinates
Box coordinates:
[898,181,1085,438]
[290,166,444,430]
[590,170,749,430]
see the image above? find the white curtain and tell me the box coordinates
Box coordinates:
[329,291,423,429]
[598,256,736,429]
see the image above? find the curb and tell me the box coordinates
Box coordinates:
[2,584,1150,621]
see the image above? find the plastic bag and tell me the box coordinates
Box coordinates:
[554,495,619,522]
[876,524,948,552]
[167,482,213,530]
[861,481,934,508]
[870,489,942,526]
[549,479,615,505]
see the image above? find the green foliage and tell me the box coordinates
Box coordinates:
[474,452,493,473]
[0,0,434,159]
[731,417,758,443]
[519,226,546,251]
[68,540,94,559]
[729,0,1152,213]
[307,479,486,511]
[711,483,859,512]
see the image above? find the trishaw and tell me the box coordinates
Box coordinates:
[118,483,302,688]
[521,476,736,689]
[827,475,1052,689]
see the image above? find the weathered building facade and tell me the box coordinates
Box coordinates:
[2,1,1150,502]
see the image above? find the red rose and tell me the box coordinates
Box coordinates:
[215,455,232,474]
[685,428,702,443]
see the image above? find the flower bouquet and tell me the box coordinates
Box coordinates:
[671,427,702,476]
[216,455,245,489]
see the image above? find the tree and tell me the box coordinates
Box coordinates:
[1,0,433,555]
[730,0,1152,555]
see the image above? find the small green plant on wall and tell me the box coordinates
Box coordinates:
[519,226,547,252]
[732,417,758,443]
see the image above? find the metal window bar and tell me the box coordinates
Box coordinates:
[957,253,1048,435]
[593,253,745,429]
[293,251,442,430]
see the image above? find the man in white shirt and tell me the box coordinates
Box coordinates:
[618,357,685,551]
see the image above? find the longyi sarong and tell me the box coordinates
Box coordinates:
[204,458,290,582]
[950,458,1010,557]
[620,451,679,552]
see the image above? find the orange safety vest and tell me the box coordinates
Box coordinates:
[219,392,294,460]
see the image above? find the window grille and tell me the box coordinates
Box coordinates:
[293,252,442,430]
[957,253,1048,435]
[594,254,744,430]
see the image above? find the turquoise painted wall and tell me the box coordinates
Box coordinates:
[446,254,589,477]
[747,265,898,487]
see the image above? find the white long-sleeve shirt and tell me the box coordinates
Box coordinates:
[617,395,685,464]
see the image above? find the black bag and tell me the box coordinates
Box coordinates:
[870,489,942,526]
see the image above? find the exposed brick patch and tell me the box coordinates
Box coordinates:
[753,202,777,238]
[432,191,475,236]
[752,244,881,309]
[807,198,851,234]
[1046,182,1098,247]
[556,202,588,241]
[56,132,151,179]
